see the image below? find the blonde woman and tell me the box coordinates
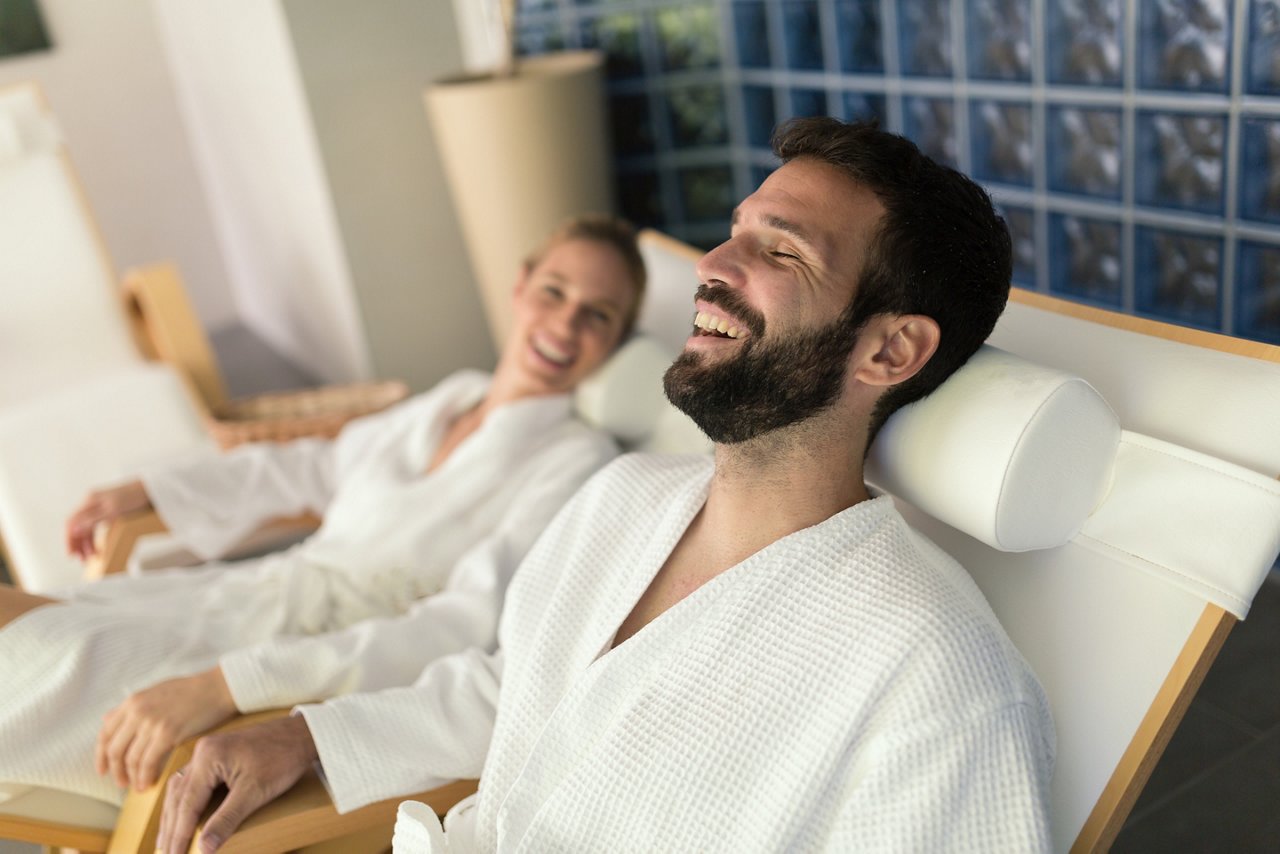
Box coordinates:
[0,214,645,806]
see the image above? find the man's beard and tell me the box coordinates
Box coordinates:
[663,292,864,444]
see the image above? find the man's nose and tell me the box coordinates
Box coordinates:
[695,237,745,289]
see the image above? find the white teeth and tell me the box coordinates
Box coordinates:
[533,338,572,365]
[693,311,745,338]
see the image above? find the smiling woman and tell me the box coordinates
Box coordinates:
[0,213,645,808]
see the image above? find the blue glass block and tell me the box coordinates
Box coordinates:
[734,1,772,68]
[516,19,567,56]
[1135,111,1226,215]
[580,13,645,79]
[1000,205,1037,288]
[679,165,736,222]
[790,88,828,119]
[656,5,720,72]
[902,96,958,167]
[1137,0,1232,93]
[1046,106,1123,199]
[970,100,1033,187]
[666,85,729,148]
[1134,227,1223,330]
[835,1,884,73]
[1239,117,1280,224]
[782,0,824,70]
[841,92,887,124]
[1236,240,1280,344]
[1246,0,1280,94]
[899,0,953,76]
[743,85,777,149]
[609,94,656,157]
[616,170,664,227]
[1049,213,1123,306]
[1046,0,1124,86]
[752,165,776,190]
[966,0,1031,81]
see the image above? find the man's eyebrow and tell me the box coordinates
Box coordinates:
[731,207,817,248]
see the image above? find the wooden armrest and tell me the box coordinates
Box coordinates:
[211,777,478,854]
[106,708,476,854]
[85,508,169,581]
[108,710,290,853]
[121,262,228,417]
[84,510,322,582]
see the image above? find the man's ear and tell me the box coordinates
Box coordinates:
[851,315,941,388]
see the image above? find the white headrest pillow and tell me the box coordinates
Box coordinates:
[579,336,1119,553]
[867,345,1121,552]
[575,335,675,444]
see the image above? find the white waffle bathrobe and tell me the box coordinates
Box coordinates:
[0,371,616,805]
[301,454,1054,852]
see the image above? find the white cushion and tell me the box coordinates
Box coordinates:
[0,90,141,409]
[574,335,707,454]
[0,785,117,829]
[0,363,212,592]
[867,346,1121,552]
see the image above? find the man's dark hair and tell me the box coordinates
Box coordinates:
[772,117,1012,447]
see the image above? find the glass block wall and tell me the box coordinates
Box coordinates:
[515,0,1280,344]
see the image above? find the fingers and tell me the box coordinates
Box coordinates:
[161,761,217,854]
[94,706,122,777]
[132,723,175,790]
[199,782,265,853]
[104,713,138,789]
[64,483,150,558]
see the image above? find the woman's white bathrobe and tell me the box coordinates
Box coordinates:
[0,371,617,805]
[301,454,1054,852]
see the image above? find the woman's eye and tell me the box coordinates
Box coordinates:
[771,250,798,260]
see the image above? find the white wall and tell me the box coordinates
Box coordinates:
[151,0,371,384]
[283,0,494,391]
[0,0,235,329]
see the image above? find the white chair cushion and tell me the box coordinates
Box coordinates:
[867,345,1121,552]
[0,363,212,592]
[0,785,117,829]
[574,335,709,454]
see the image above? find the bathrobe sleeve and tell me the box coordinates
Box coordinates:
[139,391,445,561]
[216,429,615,712]
[298,647,504,814]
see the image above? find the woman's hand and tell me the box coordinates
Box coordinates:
[65,480,152,560]
[95,666,238,790]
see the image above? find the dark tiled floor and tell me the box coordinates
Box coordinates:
[1113,571,1280,852]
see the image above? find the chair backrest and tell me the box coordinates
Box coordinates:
[0,82,142,408]
[973,292,1280,851]
[122,262,229,415]
[628,231,1280,853]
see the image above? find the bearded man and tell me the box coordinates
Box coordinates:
[159,118,1052,853]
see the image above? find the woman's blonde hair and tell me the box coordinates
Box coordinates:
[524,213,647,338]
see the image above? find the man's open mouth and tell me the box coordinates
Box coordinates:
[693,311,745,339]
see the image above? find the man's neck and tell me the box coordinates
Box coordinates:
[701,416,873,572]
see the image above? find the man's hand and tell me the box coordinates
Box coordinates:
[157,714,319,854]
[65,480,151,559]
[95,667,238,790]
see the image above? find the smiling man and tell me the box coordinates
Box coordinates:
[159,118,1051,853]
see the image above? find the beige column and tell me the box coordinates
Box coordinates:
[425,50,614,347]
